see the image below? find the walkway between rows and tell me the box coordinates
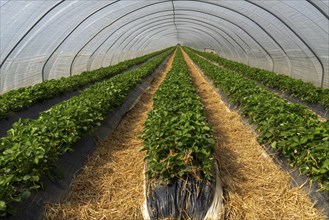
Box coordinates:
[182,50,324,219]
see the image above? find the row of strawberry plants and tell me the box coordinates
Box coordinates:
[185,49,329,191]
[141,49,215,184]
[186,47,329,109]
[0,49,174,216]
[0,48,172,119]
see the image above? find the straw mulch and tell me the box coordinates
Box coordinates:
[44,52,176,220]
[182,50,325,220]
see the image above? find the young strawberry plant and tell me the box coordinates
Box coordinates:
[0,48,172,119]
[141,49,215,184]
[185,49,329,191]
[0,49,174,216]
[187,47,329,109]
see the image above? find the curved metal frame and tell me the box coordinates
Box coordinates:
[1,0,327,90]
[246,0,325,86]
[42,1,120,80]
[176,20,248,62]
[69,1,172,75]
[124,21,234,58]
[113,30,212,65]
[112,8,275,69]
[0,1,65,69]
[194,0,291,73]
[67,2,275,74]
[132,22,240,61]
[146,30,214,51]
[306,0,329,20]
[88,12,175,69]
[97,13,225,67]
[135,26,224,53]
[89,13,248,69]
[123,19,241,59]
[90,8,273,71]
[146,31,211,50]
[3,0,275,78]
[111,14,255,65]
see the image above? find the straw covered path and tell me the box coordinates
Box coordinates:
[182,50,325,219]
[44,52,176,220]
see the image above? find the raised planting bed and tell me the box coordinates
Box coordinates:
[141,49,223,219]
[186,47,329,110]
[0,49,174,217]
[185,49,329,193]
[0,48,172,119]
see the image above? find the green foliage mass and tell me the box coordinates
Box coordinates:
[0,48,174,216]
[188,47,329,109]
[141,49,215,184]
[0,48,171,119]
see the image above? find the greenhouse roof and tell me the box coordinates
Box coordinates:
[0,0,328,93]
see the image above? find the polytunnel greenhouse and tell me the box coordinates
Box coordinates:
[0,0,328,219]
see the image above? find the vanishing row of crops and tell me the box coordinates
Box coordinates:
[185,48,329,191]
[0,48,170,119]
[142,49,215,184]
[188,48,329,109]
[0,48,174,215]
[141,49,218,219]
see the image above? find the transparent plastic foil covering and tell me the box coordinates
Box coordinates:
[0,0,328,93]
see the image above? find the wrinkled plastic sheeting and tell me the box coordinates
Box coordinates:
[142,162,223,220]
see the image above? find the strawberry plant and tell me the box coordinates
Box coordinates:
[0,48,172,119]
[141,49,215,184]
[187,47,329,109]
[0,49,174,216]
[185,49,329,191]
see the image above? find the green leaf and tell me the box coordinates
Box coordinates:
[0,200,6,212]
[271,141,277,148]
[23,175,31,181]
